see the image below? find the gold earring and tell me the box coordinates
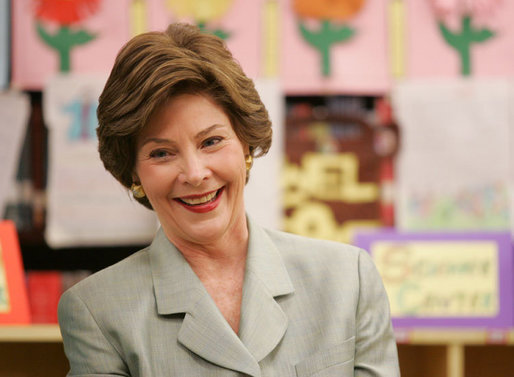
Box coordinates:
[131,183,146,198]
[245,155,253,171]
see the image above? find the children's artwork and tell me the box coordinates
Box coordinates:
[144,0,265,79]
[392,78,512,232]
[355,231,513,328]
[0,0,9,89]
[44,74,158,248]
[282,99,392,243]
[280,0,390,94]
[12,0,132,90]
[0,221,31,324]
[0,91,31,218]
[406,0,514,77]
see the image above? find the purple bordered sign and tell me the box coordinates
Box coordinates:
[354,231,513,328]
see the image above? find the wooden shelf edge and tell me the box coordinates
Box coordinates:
[395,328,514,345]
[0,324,62,342]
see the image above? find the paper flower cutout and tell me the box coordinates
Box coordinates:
[293,0,366,76]
[167,0,233,39]
[34,0,100,72]
[429,0,501,75]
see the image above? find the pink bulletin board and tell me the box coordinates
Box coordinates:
[280,0,390,95]
[406,0,514,78]
[12,0,132,90]
[146,0,264,80]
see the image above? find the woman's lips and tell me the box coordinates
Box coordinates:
[174,187,224,213]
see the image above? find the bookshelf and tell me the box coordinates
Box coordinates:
[1,325,513,377]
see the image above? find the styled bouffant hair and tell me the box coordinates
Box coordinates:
[97,23,272,209]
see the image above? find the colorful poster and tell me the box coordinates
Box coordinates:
[0,0,9,89]
[145,0,265,79]
[282,98,389,243]
[405,0,514,77]
[44,74,158,248]
[355,231,513,328]
[12,0,132,90]
[392,78,512,232]
[280,0,390,94]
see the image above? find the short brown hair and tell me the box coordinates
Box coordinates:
[97,23,272,209]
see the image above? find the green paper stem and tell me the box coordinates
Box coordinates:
[36,22,96,72]
[438,15,494,76]
[298,19,354,77]
[197,21,230,40]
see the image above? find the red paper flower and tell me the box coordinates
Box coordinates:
[34,0,101,25]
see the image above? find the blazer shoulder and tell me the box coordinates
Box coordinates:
[65,246,152,300]
[264,227,362,261]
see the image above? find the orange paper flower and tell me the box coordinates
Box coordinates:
[34,0,100,25]
[293,0,365,21]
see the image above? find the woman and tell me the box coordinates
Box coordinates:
[58,23,400,376]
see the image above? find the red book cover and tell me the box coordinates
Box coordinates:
[27,271,62,323]
[0,220,30,324]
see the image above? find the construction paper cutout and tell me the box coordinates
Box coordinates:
[292,0,366,76]
[34,0,101,72]
[12,0,131,90]
[166,0,233,39]
[281,0,390,94]
[429,0,500,76]
[406,0,514,78]
[147,0,264,79]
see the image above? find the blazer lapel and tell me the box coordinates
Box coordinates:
[238,218,295,362]
[149,229,261,376]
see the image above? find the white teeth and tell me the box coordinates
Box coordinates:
[180,191,217,205]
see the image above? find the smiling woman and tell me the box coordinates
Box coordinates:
[57,22,399,377]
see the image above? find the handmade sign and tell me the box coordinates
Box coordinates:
[355,231,513,328]
[406,0,514,77]
[280,0,390,94]
[0,221,30,324]
[282,100,395,243]
[44,74,158,248]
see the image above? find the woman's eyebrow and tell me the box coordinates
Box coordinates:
[139,137,176,148]
[195,124,225,140]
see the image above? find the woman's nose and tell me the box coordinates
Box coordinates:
[178,153,210,186]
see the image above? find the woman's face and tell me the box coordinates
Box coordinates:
[134,93,249,248]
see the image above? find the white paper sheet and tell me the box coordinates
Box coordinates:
[0,91,30,217]
[245,79,284,230]
[391,78,513,232]
[44,74,158,248]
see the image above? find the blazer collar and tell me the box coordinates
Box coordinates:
[148,216,294,376]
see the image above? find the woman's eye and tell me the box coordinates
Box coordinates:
[203,137,222,148]
[149,149,171,159]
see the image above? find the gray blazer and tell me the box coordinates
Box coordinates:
[58,217,400,376]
